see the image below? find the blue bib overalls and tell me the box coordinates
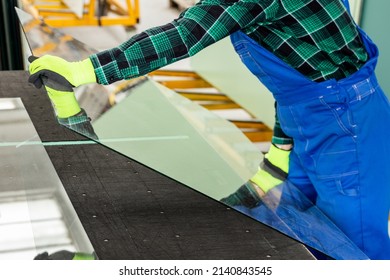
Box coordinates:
[230,2,390,259]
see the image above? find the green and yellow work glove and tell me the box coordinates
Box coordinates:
[28,55,96,90]
[43,87,80,118]
[220,144,290,208]
[250,144,290,194]
[28,55,96,118]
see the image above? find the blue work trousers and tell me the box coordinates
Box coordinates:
[230,22,390,259]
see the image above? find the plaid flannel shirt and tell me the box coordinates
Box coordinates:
[90,0,368,144]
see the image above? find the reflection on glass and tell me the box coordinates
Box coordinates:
[0,98,95,260]
[221,181,369,260]
[16,8,370,259]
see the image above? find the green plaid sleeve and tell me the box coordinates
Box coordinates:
[90,0,367,85]
[272,102,293,145]
[90,0,276,85]
[57,109,99,140]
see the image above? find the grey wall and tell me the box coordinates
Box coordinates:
[360,0,390,96]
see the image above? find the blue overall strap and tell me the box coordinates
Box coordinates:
[341,0,351,13]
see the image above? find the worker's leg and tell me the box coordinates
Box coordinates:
[338,83,390,259]
[277,78,390,259]
[287,150,317,203]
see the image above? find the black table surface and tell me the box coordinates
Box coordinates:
[0,70,314,260]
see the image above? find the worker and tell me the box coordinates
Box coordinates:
[28,0,390,260]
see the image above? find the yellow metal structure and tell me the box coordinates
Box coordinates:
[21,0,140,27]
[148,70,273,143]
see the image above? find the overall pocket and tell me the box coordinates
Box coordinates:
[313,93,360,196]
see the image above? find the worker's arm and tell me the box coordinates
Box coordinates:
[91,0,277,84]
[28,0,277,90]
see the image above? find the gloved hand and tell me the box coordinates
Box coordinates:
[45,87,81,118]
[28,55,96,118]
[28,55,96,91]
[250,144,290,195]
[220,144,290,208]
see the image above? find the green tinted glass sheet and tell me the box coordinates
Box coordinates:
[92,79,261,198]
[15,7,261,199]
[190,37,276,129]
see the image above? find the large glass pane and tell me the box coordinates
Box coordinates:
[16,7,369,259]
[15,6,260,204]
[0,98,94,259]
[190,37,276,129]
